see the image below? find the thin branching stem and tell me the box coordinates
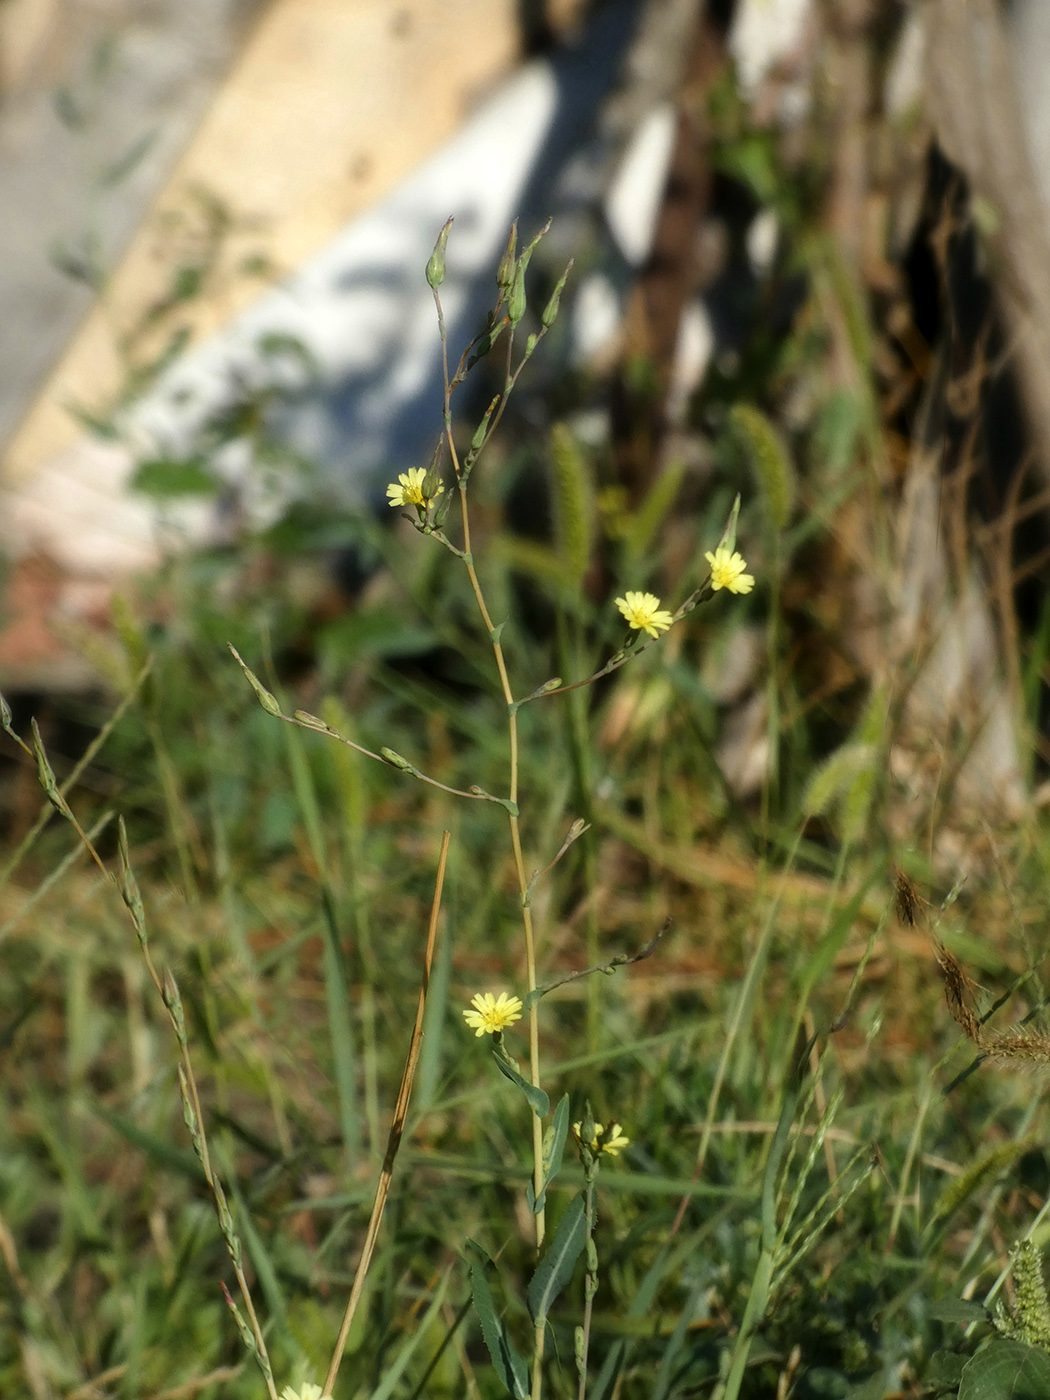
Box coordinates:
[451,466,546,1245]
[444,388,548,1398]
[228,647,513,810]
[324,830,450,1397]
[576,1173,597,1400]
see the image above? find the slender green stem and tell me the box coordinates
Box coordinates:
[576,1174,597,1400]
[453,473,546,1236]
[450,437,547,1398]
[713,1248,774,1400]
[428,258,575,1399]
[323,833,450,1397]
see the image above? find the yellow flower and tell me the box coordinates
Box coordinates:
[386,467,444,509]
[463,991,524,1037]
[704,546,754,594]
[572,1121,630,1156]
[600,1123,630,1156]
[614,590,673,638]
[280,1385,330,1400]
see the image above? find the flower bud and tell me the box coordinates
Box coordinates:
[426,216,453,290]
[496,222,518,295]
[541,258,573,328]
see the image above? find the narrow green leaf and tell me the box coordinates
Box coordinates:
[491,1039,549,1117]
[590,1238,696,1400]
[527,1193,587,1325]
[468,1251,530,1399]
[762,1058,804,1253]
[544,1095,570,1174]
[283,720,359,1160]
[90,1102,204,1182]
[802,743,875,823]
[528,1093,570,1213]
[371,1267,452,1400]
[652,1280,706,1400]
[228,1175,286,1327]
[929,1300,990,1325]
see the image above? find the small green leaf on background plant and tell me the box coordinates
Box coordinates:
[958,1339,1050,1400]
[527,1193,587,1325]
[468,1246,530,1400]
[527,1094,570,1214]
[491,1038,549,1118]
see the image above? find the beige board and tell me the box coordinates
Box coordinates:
[0,0,60,93]
[3,0,521,487]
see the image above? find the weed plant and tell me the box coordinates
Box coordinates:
[1,213,1049,1400]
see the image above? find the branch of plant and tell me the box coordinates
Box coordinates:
[227,645,517,812]
[526,818,591,900]
[514,581,717,711]
[524,920,670,1010]
[450,483,546,1230]
[576,1173,598,1400]
[324,829,450,1397]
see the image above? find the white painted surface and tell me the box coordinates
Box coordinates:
[729,0,812,96]
[603,101,676,266]
[1008,0,1050,228]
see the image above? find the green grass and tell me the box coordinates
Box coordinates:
[2,122,1050,1399]
[0,485,1047,1400]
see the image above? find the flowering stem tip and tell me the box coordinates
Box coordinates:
[386,467,444,509]
[573,1121,630,1156]
[705,546,754,594]
[614,591,673,638]
[463,991,524,1037]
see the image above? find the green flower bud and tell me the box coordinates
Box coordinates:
[496,222,518,295]
[380,747,413,772]
[508,261,528,326]
[426,216,453,290]
[541,258,573,328]
[507,219,550,325]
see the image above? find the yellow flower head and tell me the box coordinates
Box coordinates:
[463,991,524,1037]
[572,1121,630,1156]
[614,590,674,639]
[600,1123,630,1155]
[705,546,754,594]
[386,467,444,509]
[280,1385,330,1400]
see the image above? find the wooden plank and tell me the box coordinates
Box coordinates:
[3,0,520,485]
